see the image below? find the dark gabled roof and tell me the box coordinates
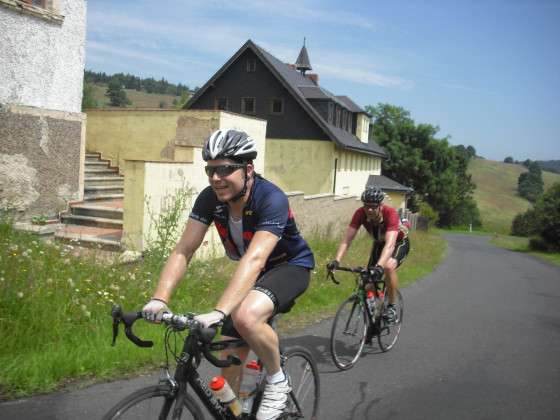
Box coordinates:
[186,39,387,158]
[336,96,371,116]
[366,175,413,193]
[295,45,312,72]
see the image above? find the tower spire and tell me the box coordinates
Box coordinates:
[295,38,312,75]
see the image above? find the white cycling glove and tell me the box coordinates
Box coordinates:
[142,298,169,323]
[194,310,226,328]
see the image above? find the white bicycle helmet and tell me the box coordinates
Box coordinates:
[202,129,257,162]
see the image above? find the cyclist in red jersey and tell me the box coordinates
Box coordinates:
[328,186,410,324]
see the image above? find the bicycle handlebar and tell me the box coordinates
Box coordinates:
[327,265,382,285]
[110,305,241,368]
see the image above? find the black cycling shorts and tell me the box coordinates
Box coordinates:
[221,264,310,338]
[368,237,410,269]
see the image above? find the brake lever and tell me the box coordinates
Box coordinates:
[111,305,122,346]
[327,270,340,285]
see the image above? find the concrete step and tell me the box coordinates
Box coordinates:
[85,161,111,167]
[84,179,124,188]
[71,203,123,220]
[85,168,119,175]
[55,224,122,250]
[61,214,123,229]
[85,153,101,158]
[83,193,124,201]
[85,185,123,195]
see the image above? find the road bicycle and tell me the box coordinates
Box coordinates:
[103,305,320,419]
[327,265,403,370]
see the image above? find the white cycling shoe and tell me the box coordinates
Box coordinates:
[256,376,292,420]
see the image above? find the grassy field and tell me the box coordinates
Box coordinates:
[0,221,446,398]
[468,158,560,234]
[489,234,560,266]
[90,84,181,109]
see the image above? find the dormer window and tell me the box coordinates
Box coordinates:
[335,106,341,127]
[328,102,334,124]
[246,59,256,72]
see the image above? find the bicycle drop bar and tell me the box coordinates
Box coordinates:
[328,265,368,284]
[110,305,242,368]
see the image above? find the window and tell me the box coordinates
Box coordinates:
[328,102,334,123]
[342,110,347,130]
[347,113,353,133]
[241,97,256,114]
[270,98,284,115]
[214,97,228,111]
[246,59,256,72]
[335,107,341,127]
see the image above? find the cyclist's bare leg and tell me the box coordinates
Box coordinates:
[231,290,281,378]
[384,257,399,304]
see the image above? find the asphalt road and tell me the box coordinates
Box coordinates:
[1,234,559,419]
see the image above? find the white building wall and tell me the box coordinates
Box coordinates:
[335,151,382,197]
[0,0,86,112]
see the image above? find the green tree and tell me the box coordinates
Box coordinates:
[81,81,98,110]
[504,156,514,163]
[365,103,480,228]
[518,161,543,202]
[105,79,131,107]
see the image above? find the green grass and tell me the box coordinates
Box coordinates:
[0,221,446,398]
[489,234,560,266]
[90,84,181,109]
[468,158,560,234]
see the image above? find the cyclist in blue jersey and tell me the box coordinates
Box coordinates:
[142,129,315,420]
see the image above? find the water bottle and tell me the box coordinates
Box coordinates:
[366,290,375,315]
[239,359,262,414]
[209,376,242,417]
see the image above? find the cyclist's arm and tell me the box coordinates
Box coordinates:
[214,230,279,315]
[375,230,398,268]
[152,218,209,302]
[334,225,359,263]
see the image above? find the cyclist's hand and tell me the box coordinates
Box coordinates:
[142,298,169,323]
[194,310,226,328]
[326,260,339,272]
[369,264,384,281]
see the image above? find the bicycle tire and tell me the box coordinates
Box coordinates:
[281,346,320,419]
[330,294,367,370]
[103,384,204,420]
[377,289,404,352]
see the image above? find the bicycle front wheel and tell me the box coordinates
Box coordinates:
[103,385,204,420]
[282,346,320,419]
[377,289,404,352]
[330,294,367,370]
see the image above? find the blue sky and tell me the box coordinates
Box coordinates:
[86,0,560,161]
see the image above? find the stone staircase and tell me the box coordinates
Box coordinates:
[55,152,124,249]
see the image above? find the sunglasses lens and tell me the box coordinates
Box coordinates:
[205,165,242,177]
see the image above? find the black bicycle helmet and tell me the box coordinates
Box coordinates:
[202,129,257,162]
[361,186,384,205]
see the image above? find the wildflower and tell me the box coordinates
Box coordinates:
[0,277,4,283]
[67,278,75,287]
[17,292,24,298]
[63,258,71,265]
[84,311,91,318]
[46,278,53,284]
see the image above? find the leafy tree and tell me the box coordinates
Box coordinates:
[105,79,131,107]
[518,161,543,202]
[81,81,98,110]
[365,103,480,228]
[504,156,514,163]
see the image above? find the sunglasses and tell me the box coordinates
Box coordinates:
[363,203,380,210]
[205,164,245,177]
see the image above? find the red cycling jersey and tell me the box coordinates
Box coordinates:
[349,204,407,242]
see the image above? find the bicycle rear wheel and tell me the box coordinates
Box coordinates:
[103,385,204,420]
[377,289,404,352]
[282,346,320,419]
[330,294,367,370]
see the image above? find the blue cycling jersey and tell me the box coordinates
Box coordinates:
[189,175,315,271]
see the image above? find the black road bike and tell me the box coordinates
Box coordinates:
[327,266,403,370]
[103,306,320,419]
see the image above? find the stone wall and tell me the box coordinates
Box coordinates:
[0,104,85,220]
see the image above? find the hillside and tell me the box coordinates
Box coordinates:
[468,158,560,234]
[91,84,182,109]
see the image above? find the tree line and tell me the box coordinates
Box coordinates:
[366,103,480,229]
[84,70,192,96]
